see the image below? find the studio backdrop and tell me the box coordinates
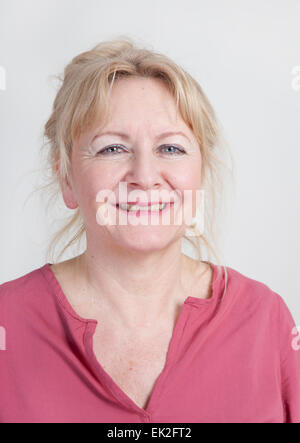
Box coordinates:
[0,0,299,322]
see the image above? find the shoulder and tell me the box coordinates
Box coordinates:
[0,265,48,308]
[222,266,299,350]
[225,264,278,298]
[222,264,284,315]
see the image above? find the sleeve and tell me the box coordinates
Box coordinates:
[276,293,300,423]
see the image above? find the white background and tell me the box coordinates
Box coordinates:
[0,0,299,322]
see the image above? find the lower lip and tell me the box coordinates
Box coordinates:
[115,202,174,215]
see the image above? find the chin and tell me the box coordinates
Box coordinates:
[113,226,183,252]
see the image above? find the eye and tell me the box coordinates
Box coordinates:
[160,145,186,155]
[96,144,186,156]
[97,144,128,155]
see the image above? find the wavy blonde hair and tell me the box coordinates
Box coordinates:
[40,37,235,285]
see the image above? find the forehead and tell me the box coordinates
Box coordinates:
[106,76,187,131]
[75,76,197,148]
[110,77,174,110]
[110,76,172,98]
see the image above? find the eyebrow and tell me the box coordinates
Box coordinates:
[94,130,192,143]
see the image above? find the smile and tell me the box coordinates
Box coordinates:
[115,202,174,214]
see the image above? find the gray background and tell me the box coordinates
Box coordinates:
[0,0,299,323]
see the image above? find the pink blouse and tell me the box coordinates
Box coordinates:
[0,262,299,423]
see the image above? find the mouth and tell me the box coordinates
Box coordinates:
[115,202,174,214]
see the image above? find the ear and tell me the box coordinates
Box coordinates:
[56,163,78,210]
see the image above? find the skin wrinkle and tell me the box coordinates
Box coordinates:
[54,76,207,332]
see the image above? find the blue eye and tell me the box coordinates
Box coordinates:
[96,144,186,156]
[97,145,127,155]
[160,145,186,155]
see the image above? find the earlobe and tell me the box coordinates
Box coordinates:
[59,171,79,210]
[62,190,79,210]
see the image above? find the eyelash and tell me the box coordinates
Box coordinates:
[97,144,186,156]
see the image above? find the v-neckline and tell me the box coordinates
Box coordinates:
[83,302,191,418]
[40,260,220,419]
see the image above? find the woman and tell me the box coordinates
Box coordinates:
[0,39,299,423]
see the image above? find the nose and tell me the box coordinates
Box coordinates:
[124,149,164,191]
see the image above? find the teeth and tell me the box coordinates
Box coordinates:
[118,203,168,212]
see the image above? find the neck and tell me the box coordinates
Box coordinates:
[72,239,196,329]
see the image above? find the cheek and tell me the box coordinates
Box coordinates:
[172,161,202,192]
[72,163,116,217]
[177,171,201,191]
[171,161,202,220]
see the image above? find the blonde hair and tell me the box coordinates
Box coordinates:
[41,37,235,286]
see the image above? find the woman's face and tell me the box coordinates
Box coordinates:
[63,76,203,253]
